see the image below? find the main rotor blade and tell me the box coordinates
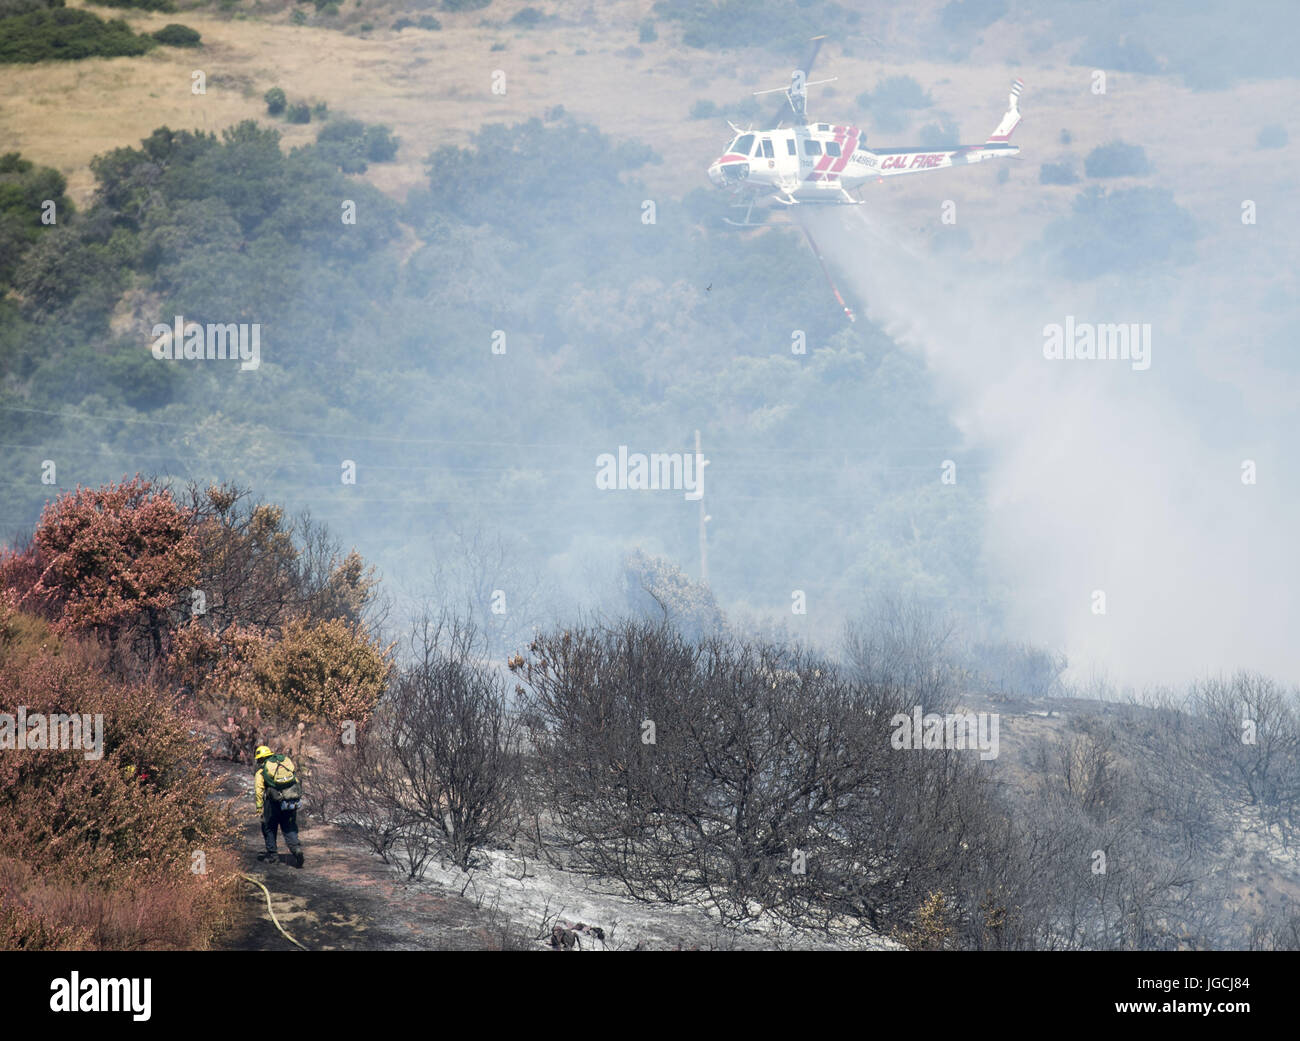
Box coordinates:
[799,34,827,83]
[762,34,829,128]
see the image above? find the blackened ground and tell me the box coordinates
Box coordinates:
[212,759,532,951]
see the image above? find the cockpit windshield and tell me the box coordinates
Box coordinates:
[731,134,755,156]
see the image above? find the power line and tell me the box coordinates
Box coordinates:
[0,403,979,457]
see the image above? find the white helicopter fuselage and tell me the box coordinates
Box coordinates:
[707,78,1023,212]
[708,123,869,200]
[707,121,1018,206]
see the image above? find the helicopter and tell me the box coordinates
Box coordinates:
[706,37,1024,321]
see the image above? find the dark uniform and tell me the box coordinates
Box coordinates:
[255,752,303,867]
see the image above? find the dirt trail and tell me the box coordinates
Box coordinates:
[213,760,523,951]
[210,754,903,951]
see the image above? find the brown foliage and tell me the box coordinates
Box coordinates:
[170,614,392,730]
[3,476,198,663]
[184,482,379,631]
[0,630,237,950]
[899,891,956,951]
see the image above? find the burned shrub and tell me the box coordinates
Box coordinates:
[515,620,1019,938]
[317,615,522,874]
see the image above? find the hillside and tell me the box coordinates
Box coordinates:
[3,0,1296,264]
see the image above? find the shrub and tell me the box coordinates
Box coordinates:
[861,74,933,112]
[0,8,155,63]
[179,484,379,633]
[314,118,400,171]
[966,640,1068,695]
[11,476,198,662]
[254,616,392,725]
[1039,161,1078,185]
[1189,673,1300,830]
[0,893,93,950]
[362,124,398,162]
[263,86,287,115]
[416,14,439,28]
[0,151,32,174]
[1084,140,1151,178]
[172,614,392,729]
[318,615,521,873]
[0,592,59,665]
[509,5,540,26]
[857,75,933,134]
[0,0,65,15]
[0,636,237,949]
[358,21,372,31]
[940,0,1007,34]
[900,891,957,950]
[1044,186,1197,279]
[689,98,717,120]
[289,8,305,23]
[88,0,175,10]
[286,102,311,124]
[0,151,71,280]
[516,620,1013,932]
[919,117,960,149]
[312,100,328,119]
[151,23,200,47]
[621,549,724,642]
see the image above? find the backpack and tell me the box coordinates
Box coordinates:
[261,753,303,805]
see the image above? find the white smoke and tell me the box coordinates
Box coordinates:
[803,204,1298,688]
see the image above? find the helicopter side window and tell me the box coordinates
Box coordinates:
[803,140,822,156]
[825,141,842,157]
[786,139,796,155]
[733,134,755,156]
[761,139,775,159]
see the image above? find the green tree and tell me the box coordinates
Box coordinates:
[263,86,287,116]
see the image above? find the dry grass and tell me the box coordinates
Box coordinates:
[0,853,242,951]
[0,1,1295,281]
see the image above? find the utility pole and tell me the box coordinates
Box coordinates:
[696,429,708,585]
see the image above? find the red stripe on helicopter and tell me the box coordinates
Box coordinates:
[830,128,860,174]
[810,129,844,178]
[806,128,858,183]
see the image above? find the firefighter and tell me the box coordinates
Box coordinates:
[254,745,304,867]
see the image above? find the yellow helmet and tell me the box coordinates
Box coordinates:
[254,745,273,761]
